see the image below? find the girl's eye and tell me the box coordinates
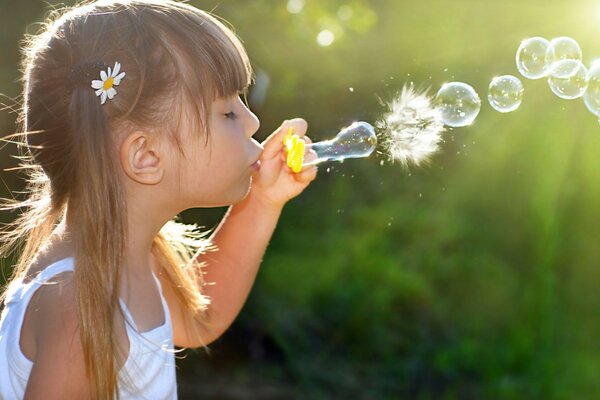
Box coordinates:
[224,111,237,120]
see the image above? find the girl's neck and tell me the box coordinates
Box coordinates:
[57,205,170,276]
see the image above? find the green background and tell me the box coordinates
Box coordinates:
[2,0,600,398]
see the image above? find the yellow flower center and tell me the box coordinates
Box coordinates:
[103,77,114,90]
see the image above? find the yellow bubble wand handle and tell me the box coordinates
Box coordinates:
[283,127,305,173]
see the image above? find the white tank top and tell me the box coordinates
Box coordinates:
[0,257,177,399]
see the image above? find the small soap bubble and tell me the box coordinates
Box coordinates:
[545,37,582,76]
[584,60,600,117]
[516,37,550,79]
[487,75,524,113]
[435,82,481,127]
[305,122,376,166]
[548,60,588,100]
[349,87,354,92]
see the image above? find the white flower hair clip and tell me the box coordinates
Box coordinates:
[91,62,126,105]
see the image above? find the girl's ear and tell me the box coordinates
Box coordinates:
[120,131,165,185]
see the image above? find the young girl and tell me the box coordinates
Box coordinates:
[0,0,317,398]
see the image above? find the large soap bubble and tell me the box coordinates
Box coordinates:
[584,60,600,117]
[547,60,588,100]
[516,37,550,80]
[545,37,582,75]
[435,82,481,127]
[487,75,524,113]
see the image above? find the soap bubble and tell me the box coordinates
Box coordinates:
[487,75,524,113]
[305,121,377,166]
[545,37,582,77]
[516,37,550,79]
[584,60,600,117]
[435,82,481,127]
[547,60,588,100]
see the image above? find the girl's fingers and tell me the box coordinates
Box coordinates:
[261,118,308,160]
[294,165,318,183]
[303,148,318,165]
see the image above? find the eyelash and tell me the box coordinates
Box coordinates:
[224,111,237,120]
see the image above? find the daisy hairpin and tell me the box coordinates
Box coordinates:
[91,61,126,105]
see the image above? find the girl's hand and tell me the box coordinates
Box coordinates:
[249,118,318,210]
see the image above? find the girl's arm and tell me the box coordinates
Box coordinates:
[164,119,317,348]
[23,274,91,399]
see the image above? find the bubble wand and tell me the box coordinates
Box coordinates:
[284,121,378,172]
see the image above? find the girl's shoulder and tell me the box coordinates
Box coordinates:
[22,238,75,285]
[17,253,77,363]
[18,262,90,398]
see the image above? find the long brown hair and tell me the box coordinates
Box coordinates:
[0,1,252,398]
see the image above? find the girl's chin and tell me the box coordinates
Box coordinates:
[215,180,252,207]
[188,178,252,208]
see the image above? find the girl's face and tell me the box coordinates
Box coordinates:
[173,94,262,209]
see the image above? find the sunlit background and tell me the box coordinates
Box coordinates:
[2,0,600,398]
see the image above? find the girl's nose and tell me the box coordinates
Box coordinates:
[245,108,260,138]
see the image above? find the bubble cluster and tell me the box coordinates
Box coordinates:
[516,37,550,80]
[487,75,524,113]
[378,35,600,170]
[547,60,588,99]
[435,82,481,127]
[545,37,582,71]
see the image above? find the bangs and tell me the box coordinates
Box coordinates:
[148,1,252,139]
[164,3,252,99]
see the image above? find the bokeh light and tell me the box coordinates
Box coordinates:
[317,29,335,47]
[287,0,305,14]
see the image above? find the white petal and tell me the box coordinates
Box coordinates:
[100,91,107,104]
[91,80,103,89]
[107,67,112,77]
[95,88,104,96]
[107,88,117,99]
[100,70,108,81]
[113,72,126,85]
[113,62,121,77]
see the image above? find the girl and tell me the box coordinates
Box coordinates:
[0,0,317,399]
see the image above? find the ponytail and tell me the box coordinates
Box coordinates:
[68,81,128,398]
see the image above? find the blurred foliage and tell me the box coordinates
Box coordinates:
[3,0,600,398]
